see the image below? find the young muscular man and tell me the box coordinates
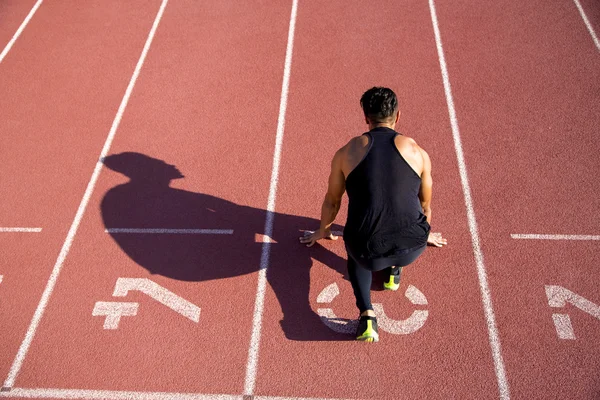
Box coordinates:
[300,87,447,342]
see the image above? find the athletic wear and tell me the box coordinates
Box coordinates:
[347,243,426,313]
[383,266,401,291]
[343,127,430,259]
[356,315,379,342]
[344,127,430,316]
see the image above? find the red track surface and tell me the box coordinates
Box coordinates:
[0,0,598,399]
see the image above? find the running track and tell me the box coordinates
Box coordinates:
[0,0,598,399]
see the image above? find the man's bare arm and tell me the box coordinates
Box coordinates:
[418,147,433,225]
[300,149,346,247]
[418,147,447,247]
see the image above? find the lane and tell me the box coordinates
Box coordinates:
[255,1,502,398]
[0,0,162,383]
[435,0,600,398]
[13,0,294,394]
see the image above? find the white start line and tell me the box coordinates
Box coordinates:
[0,228,42,233]
[0,388,352,400]
[511,234,600,241]
[105,228,234,234]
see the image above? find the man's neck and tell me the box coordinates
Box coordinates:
[368,122,396,130]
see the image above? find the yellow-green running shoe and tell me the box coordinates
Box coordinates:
[356,316,379,342]
[383,267,401,291]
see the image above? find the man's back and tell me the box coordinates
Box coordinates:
[340,130,425,179]
[342,127,430,258]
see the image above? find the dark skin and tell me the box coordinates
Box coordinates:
[299,110,447,317]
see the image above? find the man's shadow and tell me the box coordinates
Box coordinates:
[101,152,352,341]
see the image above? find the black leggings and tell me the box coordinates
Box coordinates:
[346,244,426,313]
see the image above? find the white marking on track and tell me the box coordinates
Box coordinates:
[546,285,600,317]
[316,282,339,304]
[92,301,139,329]
[551,314,576,340]
[2,0,170,389]
[428,0,510,398]
[372,304,428,335]
[511,233,600,241]
[0,0,44,64]
[0,275,3,285]
[243,0,299,396]
[0,228,42,233]
[572,0,600,52]
[112,278,200,323]
[544,284,600,340]
[105,228,233,234]
[405,284,428,305]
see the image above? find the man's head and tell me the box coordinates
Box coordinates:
[360,87,399,127]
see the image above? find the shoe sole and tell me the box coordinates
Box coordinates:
[357,334,379,342]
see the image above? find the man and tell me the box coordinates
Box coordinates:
[300,87,447,342]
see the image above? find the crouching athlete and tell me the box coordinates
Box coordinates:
[300,86,447,342]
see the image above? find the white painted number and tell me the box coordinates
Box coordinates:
[316,282,429,335]
[545,285,600,340]
[93,278,200,329]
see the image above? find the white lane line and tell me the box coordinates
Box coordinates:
[511,233,600,241]
[428,1,510,399]
[0,388,241,400]
[573,0,600,52]
[2,0,169,389]
[243,0,298,396]
[0,228,42,233]
[105,228,233,234]
[0,0,44,64]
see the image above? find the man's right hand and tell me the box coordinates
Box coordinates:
[427,232,447,247]
[299,229,338,247]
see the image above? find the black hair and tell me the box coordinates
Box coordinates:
[360,87,398,123]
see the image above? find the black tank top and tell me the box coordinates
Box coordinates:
[343,127,430,258]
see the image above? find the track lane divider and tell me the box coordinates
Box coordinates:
[243,0,299,396]
[427,0,510,399]
[0,0,44,65]
[1,0,170,390]
[572,0,600,52]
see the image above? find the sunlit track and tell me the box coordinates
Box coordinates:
[0,0,598,397]
[243,0,299,396]
[428,0,509,398]
[2,0,170,390]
